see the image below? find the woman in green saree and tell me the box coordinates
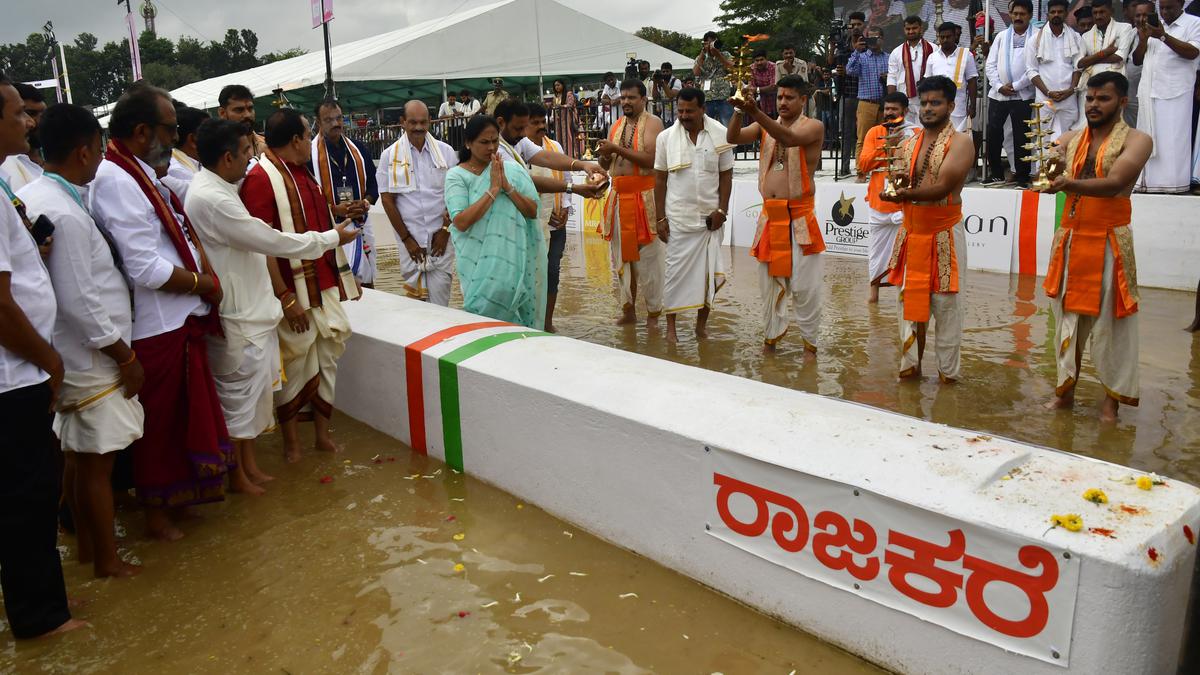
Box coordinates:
[444,115,546,329]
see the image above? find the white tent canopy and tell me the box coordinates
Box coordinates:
[110,0,693,113]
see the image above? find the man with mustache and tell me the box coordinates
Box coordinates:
[1042,72,1151,421]
[89,83,231,541]
[311,98,377,287]
[0,83,46,191]
[1132,0,1200,193]
[1026,0,1085,141]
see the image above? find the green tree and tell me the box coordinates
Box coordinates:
[714,0,833,60]
[261,47,308,64]
[634,27,702,58]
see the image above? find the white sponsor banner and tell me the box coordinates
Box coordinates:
[728,179,762,248]
[960,188,1019,274]
[814,182,871,258]
[707,447,1080,667]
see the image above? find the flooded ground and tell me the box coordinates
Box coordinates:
[377,229,1200,487]
[0,417,881,674]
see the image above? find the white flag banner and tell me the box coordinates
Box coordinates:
[125,11,142,81]
[706,447,1081,667]
[311,0,334,29]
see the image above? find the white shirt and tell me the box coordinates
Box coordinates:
[986,26,1036,100]
[162,150,201,202]
[184,168,339,342]
[889,1,973,48]
[653,128,734,230]
[498,135,542,168]
[459,98,481,116]
[775,59,807,82]
[1081,20,1137,76]
[601,83,620,104]
[888,40,935,96]
[89,155,208,341]
[0,154,43,193]
[377,136,459,247]
[1142,13,1200,100]
[1025,25,1084,97]
[528,137,571,224]
[437,101,463,118]
[0,177,55,393]
[19,175,131,373]
[924,46,979,115]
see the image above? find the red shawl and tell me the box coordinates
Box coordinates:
[104,139,222,334]
[903,40,934,97]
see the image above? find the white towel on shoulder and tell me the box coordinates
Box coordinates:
[662,116,734,173]
[382,132,449,193]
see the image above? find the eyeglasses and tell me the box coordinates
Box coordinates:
[152,122,178,135]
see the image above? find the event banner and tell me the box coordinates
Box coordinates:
[706,447,1080,666]
[812,182,1018,274]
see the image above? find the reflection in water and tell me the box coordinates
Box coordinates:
[378,231,1200,487]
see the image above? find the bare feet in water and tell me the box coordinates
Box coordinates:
[95,559,141,579]
[249,468,275,484]
[230,470,266,497]
[145,509,184,542]
[316,436,344,454]
[40,618,89,638]
[1044,392,1075,410]
[616,306,636,326]
[1100,396,1119,423]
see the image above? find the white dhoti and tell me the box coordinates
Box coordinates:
[610,213,665,316]
[760,248,823,350]
[53,354,144,454]
[868,207,904,284]
[664,226,725,314]
[1048,237,1139,405]
[207,332,280,440]
[342,221,377,285]
[276,286,352,420]
[398,246,456,307]
[1041,99,1077,143]
[1137,94,1191,193]
[950,113,971,133]
[898,222,968,381]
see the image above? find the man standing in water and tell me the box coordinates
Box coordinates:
[726,76,826,354]
[858,92,918,303]
[1043,72,1150,421]
[654,88,734,344]
[598,79,666,326]
[881,75,973,383]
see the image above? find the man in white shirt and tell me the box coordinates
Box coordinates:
[19,104,144,580]
[90,83,230,542]
[0,73,84,639]
[888,15,937,128]
[983,0,1037,187]
[493,99,607,197]
[598,72,622,129]
[1075,0,1137,129]
[437,94,463,119]
[925,21,979,132]
[653,89,734,344]
[378,101,460,307]
[162,105,207,201]
[458,89,481,117]
[1026,0,1085,141]
[890,0,974,48]
[1133,0,1200,192]
[0,83,46,192]
[186,119,355,496]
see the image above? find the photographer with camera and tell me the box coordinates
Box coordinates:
[828,11,866,175]
[693,31,736,123]
[845,27,889,180]
[650,62,682,124]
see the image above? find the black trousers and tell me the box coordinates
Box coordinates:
[986,98,1033,182]
[839,93,859,175]
[547,227,567,295]
[0,382,70,639]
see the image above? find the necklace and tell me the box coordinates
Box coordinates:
[620,116,638,149]
[773,138,786,171]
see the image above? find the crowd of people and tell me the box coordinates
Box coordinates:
[829,0,1200,193]
[0,2,1167,641]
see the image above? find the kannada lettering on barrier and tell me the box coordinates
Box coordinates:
[707,453,1079,667]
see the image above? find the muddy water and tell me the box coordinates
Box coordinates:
[0,404,880,673]
[376,229,1200,486]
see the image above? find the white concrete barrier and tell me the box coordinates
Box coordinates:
[336,290,1200,674]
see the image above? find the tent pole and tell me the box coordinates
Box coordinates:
[59,41,73,104]
[442,78,448,104]
[533,0,545,98]
[322,0,335,99]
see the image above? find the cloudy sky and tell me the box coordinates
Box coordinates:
[3,0,722,54]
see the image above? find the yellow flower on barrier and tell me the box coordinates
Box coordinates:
[1050,513,1084,532]
[1136,476,1154,491]
[1083,488,1109,504]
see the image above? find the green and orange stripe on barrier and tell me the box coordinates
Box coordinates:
[404,321,512,454]
[1016,191,1066,275]
[437,331,550,472]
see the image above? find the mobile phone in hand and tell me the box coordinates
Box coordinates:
[30,215,55,246]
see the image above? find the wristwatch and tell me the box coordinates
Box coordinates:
[566,183,574,195]
[716,208,727,216]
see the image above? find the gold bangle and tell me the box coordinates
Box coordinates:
[189,272,199,294]
[118,350,137,367]
[282,297,297,310]
[484,190,497,202]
